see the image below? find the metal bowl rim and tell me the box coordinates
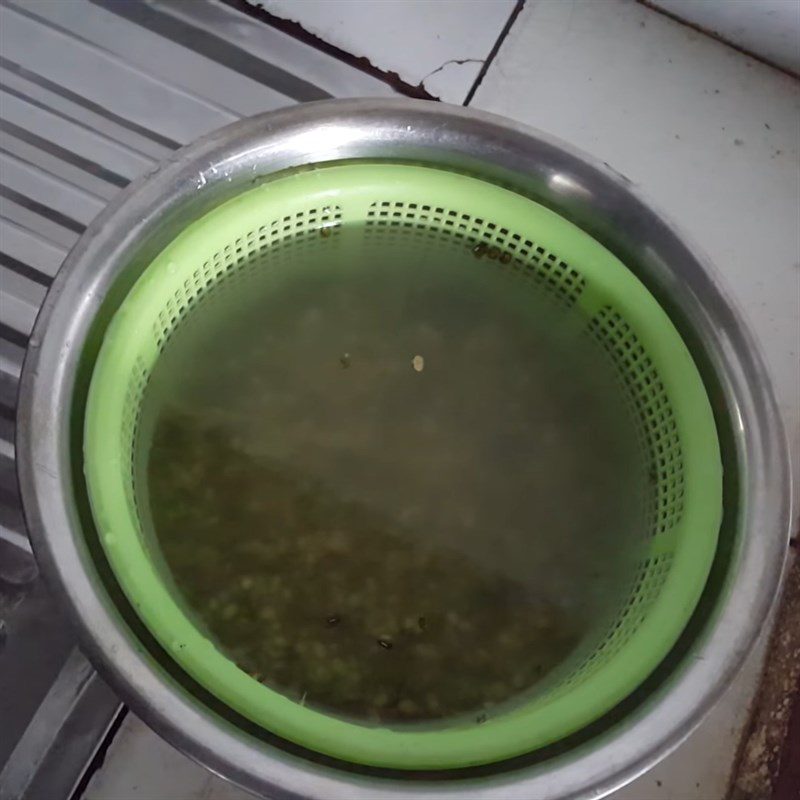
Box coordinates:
[16,98,791,800]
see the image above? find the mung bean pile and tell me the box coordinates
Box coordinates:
[149,409,579,722]
[141,230,644,725]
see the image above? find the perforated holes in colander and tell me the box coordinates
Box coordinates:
[365,201,585,308]
[588,306,685,538]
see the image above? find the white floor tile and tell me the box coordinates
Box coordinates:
[251,0,517,102]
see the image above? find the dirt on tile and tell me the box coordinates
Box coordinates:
[728,545,800,800]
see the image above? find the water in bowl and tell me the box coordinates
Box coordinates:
[138,224,646,725]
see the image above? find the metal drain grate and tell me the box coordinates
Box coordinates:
[0,2,394,795]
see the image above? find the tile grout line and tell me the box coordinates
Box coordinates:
[637,0,800,79]
[464,0,526,107]
[219,0,436,100]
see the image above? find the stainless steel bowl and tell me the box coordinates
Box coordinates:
[16,99,791,800]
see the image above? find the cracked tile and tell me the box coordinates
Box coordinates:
[248,0,516,102]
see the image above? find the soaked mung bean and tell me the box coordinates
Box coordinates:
[141,226,645,724]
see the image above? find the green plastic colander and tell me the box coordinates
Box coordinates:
[83,163,722,770]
